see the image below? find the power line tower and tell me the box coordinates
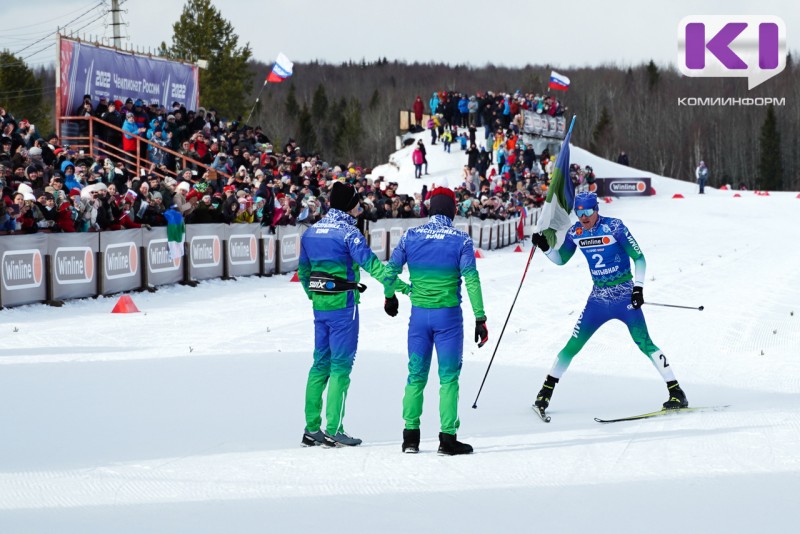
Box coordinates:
[110,0,124,48]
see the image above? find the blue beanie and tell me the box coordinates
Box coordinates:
[574,191,598,211]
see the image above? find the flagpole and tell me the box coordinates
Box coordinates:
[245,80,268,125]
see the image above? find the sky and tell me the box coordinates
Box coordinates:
[0,132,798,531]
[2,0,799,70]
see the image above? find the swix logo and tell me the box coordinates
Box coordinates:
[579,237,612,247]
[54,247,94,284]
[572,310,585,339]
[148,239,180,272]
[678,16,786,89]
[609,181,647,193]
[190,235,221,268]
[281,234,299,262]
[625,231,641,255]
[2,249,43,290]
[229,235,257,265]
[105,242,138,279]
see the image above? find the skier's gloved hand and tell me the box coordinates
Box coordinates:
[631,286,644,309]
[475,318,488,348]
[530,232,549,251]
[384,295,399,317]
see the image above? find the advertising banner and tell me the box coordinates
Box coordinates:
[48,233,99,300]
[493,221,503,249]
[478,221,492,250]
[0,234,47,307]
[142,228,183,287]
[453,216,470,235]
[226,224,260,277]
[367,220,389,261]
[469,217,482,246]
[387,220,406,257]
[186,224,224,281]
[58,37,199,119]
[99,229,142,295]
[261,230,276,275]
[276,225,303,274]
[594,177,653,197]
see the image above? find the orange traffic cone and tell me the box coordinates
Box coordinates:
[514,245,524,252]
[672,193,684,199]
[290,272,300,282]
[474,249,484,259]
[111,295,140,313]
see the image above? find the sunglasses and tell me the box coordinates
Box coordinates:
[575,208,596,218]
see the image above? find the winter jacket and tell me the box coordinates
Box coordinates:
[298,208,408,311]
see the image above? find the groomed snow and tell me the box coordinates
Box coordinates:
[1,134,798,533]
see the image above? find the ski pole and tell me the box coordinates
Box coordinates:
[644,302,704,311]
[472,245,538,409]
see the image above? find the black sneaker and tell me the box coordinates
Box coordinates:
[402,429,420,454]
[663,380,689,409]
[301,429,326,447]
[437,432,473,455]
[534,375,559,410]
[322,431,362,447]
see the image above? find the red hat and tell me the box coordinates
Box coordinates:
[276,193,285,200]
[69,188,81,198]
[186,189,202,201]
[223,185,236,193]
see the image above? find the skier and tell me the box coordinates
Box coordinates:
[383,187,488,455]
[529,191,688,416]
[298,181,408,448]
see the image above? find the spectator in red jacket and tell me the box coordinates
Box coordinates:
[412,96,424,127]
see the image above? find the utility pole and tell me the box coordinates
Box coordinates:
[111,0,123,48]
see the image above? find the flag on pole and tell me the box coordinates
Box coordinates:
[266,53,294,83]
[549,70,570,91]
[163,206,185,261]
[536,117,576,248]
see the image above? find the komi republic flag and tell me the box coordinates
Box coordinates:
[267,53,294,83]
[163,207,185,260]
[536,117,576,249]
[549,70,570,91]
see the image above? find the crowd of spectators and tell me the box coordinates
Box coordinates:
[1,87,569,235]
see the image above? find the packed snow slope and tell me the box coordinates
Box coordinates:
[0,133,798,533]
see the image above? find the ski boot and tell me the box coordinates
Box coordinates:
[663,380,689,409]
[323,431,362,447]
[437,432,473,455]
[402,429,420,454]
[301,429,326,447]
[534,375,559,410]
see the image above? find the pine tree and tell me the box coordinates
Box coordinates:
[311,84,328,120]
[758,104,783,190]
[297,105,317,153]
[646,60,660,90]
[0,51,48,125]
[160,0,252,117]
[589,106,613,156]
[368,89,380,110]
[336,97,362,161]
[285,83,299,118]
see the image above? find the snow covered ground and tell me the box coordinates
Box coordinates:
[1,135,799,533]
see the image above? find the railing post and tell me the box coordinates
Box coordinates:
[88,117,94,160]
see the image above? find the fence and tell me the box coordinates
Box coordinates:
[0,210,538,308]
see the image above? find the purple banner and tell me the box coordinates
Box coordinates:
[59,37,199,117]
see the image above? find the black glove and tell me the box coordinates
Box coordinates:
[384,295,399,317]
[474,318,488,348]
[631,286,644,309]
[530,232,549,251]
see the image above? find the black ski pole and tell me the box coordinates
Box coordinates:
[644,302,704,311]
[472,244,538,409]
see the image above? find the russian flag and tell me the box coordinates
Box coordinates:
[267,53,294,83]
[549,70,570,91]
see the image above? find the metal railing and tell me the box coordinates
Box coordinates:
[57,116,231,181]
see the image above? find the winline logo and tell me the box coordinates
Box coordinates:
[2,249,43,290]
[55,247,94,284]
